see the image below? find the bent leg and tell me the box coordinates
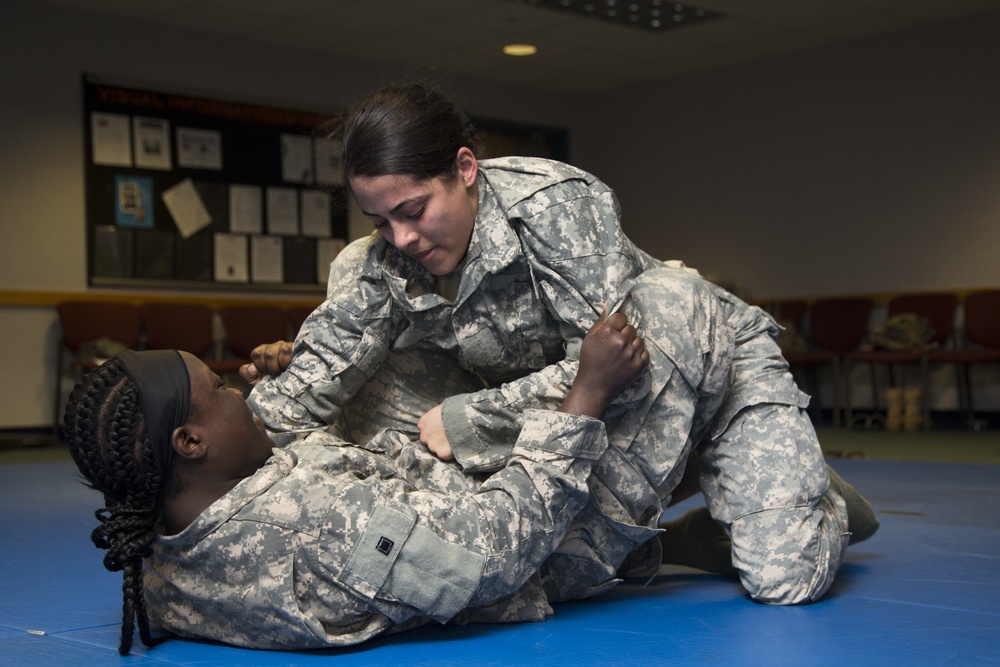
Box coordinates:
[700,403,850,604]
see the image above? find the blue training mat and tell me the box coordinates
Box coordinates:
[1,457,998,666]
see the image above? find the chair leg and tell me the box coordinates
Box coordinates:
[834,357,844,430]
[920,355,930,431]
[53,343,64,436]
[869,362,880,412]
[962,364,976,426]
[952,363,967,424]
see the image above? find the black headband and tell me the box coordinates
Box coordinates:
[118,350,190,475]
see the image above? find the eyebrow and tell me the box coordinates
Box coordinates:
[360,195,426,218]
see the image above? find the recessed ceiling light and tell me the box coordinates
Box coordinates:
[503,43,539,56]
[504,0,723,31]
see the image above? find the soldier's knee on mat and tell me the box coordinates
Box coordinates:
[731,498,848,605]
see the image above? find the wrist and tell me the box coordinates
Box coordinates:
[558,385,612,419]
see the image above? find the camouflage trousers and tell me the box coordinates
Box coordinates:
[544,267,850,605]
[338,267,851,607]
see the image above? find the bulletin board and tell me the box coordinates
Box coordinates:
[83,75,347,293]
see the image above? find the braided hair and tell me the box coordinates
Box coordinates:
[63,358,172,655]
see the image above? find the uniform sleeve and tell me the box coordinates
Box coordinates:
[444,181,660,473]
[320,409,608,624]
[247,238,401,442]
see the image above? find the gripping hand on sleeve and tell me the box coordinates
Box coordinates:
[419,309,649,461]
[239,340,293,386]
[560,309,649,419]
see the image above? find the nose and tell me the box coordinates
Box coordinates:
[389,221,420,249]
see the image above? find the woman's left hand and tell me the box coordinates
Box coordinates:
[418,404,454,461]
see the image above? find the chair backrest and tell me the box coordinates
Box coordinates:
[286,306,317,340]
[963,290,1000,348]
[807,297,873,353]
[56,301,142,352]
[218,306,289,359]
[769,300,808,331]
[141,303,214,358]
[887,293,958,347]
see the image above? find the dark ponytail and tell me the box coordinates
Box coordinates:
[338,83,480,181]
[63,359,170,655]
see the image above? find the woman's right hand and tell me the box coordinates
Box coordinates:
[239,341,293,385]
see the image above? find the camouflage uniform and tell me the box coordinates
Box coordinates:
[536,267,848,605]
[145,408,609,649]
[249,157,850,607]
[249,157,660,442]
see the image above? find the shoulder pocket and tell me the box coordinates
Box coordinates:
[341,503,486,623]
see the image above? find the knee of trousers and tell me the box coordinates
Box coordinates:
[621,267,735,397]
[730,493,849,605]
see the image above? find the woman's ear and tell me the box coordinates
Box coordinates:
[456,146,478,187]
[171,425,206,461]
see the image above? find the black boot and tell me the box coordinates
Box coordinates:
[658,507,736,577]
[828,466,880,544]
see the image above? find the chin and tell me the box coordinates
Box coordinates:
[429,259,460,276]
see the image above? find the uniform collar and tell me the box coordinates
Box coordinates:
[155,447,289,547]
[469,170,521,274]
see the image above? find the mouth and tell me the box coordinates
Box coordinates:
[410,247,435,264]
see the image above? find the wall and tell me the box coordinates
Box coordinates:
[2,1,999,428]
[573,10,1000,301]
[568,10,1000,418]
[0,0,579,428]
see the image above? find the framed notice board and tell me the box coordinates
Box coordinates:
[83,75,347,292]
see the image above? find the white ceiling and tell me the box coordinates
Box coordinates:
[38,0,1000,94]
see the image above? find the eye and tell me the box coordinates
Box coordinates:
[405,207,425,221]
[370,218,388,230]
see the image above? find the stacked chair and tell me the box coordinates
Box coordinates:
[217,305,291,364]
[286,305,316,339]
[844,294,957,431]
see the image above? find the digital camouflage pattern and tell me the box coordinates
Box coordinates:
[522,267,848,605]
[145,272,852,648]
[242,157,854,626]
[146,407,609,649]
[248,157,661,445]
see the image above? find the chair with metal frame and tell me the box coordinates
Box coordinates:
[217,305,290,366]
[140,302,245,375]
[782,297,873,429]
[767,299,808,333]
[927,290,1000,428]
[286,305,318,340]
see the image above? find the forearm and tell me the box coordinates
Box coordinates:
[248,362,367,444]
[459,305,650,612]
[441,358,575,473]
[453,409,608,611]
[443,357,649,473]
[248,299,395,441]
